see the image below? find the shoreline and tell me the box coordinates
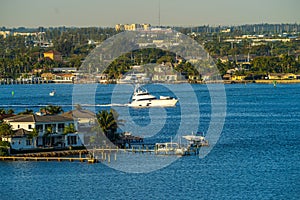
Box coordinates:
[1,79,300,85]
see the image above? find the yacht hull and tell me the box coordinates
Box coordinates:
[128,99,178,108]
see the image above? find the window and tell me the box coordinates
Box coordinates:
[58,123,65,132]
[26,139,32,146]
[28,125,32,129]
[18,125,20,128]
[58,123,65,129]
[36,125,43,132]
[67,136,77,145]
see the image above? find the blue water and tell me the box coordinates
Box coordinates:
[0,83,299,199]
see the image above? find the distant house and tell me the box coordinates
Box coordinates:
[53,73,76,83]
[220,54,255,64]
[231,75,246,81]
[53,68,77,73]
[41,72,55,80]
[188,75,201,82]
[2,114,84,150]
[43,50,62,61]
[152,64,180,82]
[268,73,296,80]
[95,74,109,84]
[223,74,232,80]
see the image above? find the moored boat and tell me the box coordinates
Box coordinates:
[155,142,187,155]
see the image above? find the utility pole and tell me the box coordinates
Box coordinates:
[158,0,161,27]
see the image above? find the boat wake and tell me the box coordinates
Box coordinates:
[0,103,129,108]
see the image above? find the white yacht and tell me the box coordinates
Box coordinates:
[128,85,178,108]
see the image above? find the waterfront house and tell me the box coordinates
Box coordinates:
[61,109,96,132]
[223,74,232,80]
[95,74,109,84]
[268,73,297,80]
[152,64,180,82]
[2,129,35,150]
[53,68,77,73]
[53,73,76,83]
[41,72,55,81]
[231,75,246,81]
[3,114,84,150]
[61,109,97,144]
[188,75,201,82]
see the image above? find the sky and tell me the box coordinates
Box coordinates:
[0,0,299,28]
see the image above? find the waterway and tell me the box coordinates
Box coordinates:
[0,83,299,199]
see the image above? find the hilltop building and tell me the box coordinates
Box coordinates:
[115,23,151,31]
[43,50,62,61]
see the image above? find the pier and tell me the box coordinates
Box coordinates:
[0,156,97,163]
[0,143,209,164]
[0,78,53,85]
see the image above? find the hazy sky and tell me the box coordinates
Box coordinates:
[1,0,299,28]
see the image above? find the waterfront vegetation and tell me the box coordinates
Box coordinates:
[95,109,125,142]
[0,24,300,81]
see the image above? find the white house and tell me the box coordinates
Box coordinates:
[2,129,35,150]
[61,109,97,145]
[61,109,96,131]
[3,114,84,150]
[152,64,180,82]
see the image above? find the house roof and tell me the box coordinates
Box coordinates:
[0,114,15,121]
[4,114,74,123]
[13,128,31,137]
[61,109,96,119]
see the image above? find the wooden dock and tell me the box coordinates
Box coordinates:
[0,156,98,163]
[0,144,209,164]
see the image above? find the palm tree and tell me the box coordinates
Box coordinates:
[0,123,14,138]
[40,105,64,115]
[0,108,6,115]
[18,109,33,115]
[0,108,15,115]
[43,126,53,147]
[95,109,124,141]
[63,124,76,135]
[27,128,39,147]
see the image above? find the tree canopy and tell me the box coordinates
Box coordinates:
[40,105,63,115]
[0,123,14,138]
[95,109,124,141]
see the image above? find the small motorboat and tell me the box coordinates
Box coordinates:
[49,90,56,96]
[182,132,209,147]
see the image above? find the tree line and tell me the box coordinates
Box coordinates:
[0,27,299,79]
